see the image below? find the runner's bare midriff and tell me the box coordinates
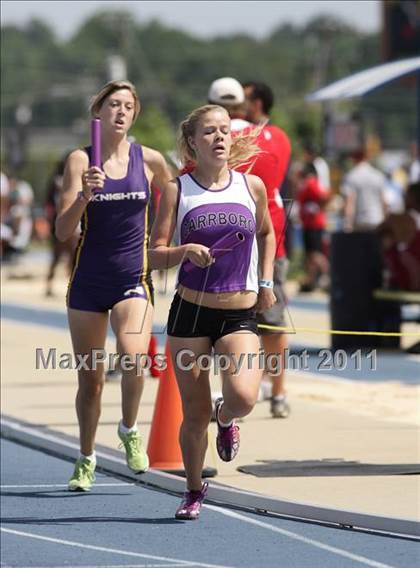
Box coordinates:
[177,284,257,310]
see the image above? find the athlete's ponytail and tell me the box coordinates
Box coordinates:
[178,104,261,170]
[228,124,263,171]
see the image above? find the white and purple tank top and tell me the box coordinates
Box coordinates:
[176,170,258,294]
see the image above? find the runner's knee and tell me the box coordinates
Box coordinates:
[78,371,104,399]
[225,392,256,417]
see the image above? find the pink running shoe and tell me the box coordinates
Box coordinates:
[175,482,209,520]
[214,398,240,462]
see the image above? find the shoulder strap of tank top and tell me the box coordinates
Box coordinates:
[132,142,144,160]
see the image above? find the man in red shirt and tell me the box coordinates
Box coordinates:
[240,81,292,418]
[207,78,293,417]
[194,78,292,417]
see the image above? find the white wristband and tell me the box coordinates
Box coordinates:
[259,279,274,289]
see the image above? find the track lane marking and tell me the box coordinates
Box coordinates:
[205,505,395,568]
[0,565,187,568]
[1,527,234,568]
[1,483,133,489]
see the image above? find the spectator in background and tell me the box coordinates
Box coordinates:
[242,80,292,418]
[378,182,420,292]
[297,163,330,292]
[45,154,79,297]
[207,76,250,131]
[3,175,34,260]
[409,142,420,184]
[1,170,10,220]
[341,149,388,232]
[302,142,331,191]
[383,165,405,214]
[207,77,293,418]
[1,170,12,254]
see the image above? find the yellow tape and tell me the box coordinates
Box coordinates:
[258,324,420,337]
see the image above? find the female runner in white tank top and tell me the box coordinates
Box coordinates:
[149,105,275,520]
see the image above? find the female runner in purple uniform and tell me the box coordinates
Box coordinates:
[149,105,276,519]
[56,80,172,491]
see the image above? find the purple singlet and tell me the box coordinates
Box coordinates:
[67,143,153,312]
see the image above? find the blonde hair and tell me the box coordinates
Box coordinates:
[89,80,141,122]
[178,104,261,170]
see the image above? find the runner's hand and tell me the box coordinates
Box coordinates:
[82,166,105,199]
[255,287,276,313]
[185,244,214,268]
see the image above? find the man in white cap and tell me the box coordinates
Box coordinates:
[207,77,251,132]
[206,77,292,419]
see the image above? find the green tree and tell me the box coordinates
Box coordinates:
[129,105,175,155]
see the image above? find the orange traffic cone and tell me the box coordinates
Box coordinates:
[147,340,184,471]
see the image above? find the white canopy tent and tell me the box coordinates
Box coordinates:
[306,57,420,148]
[307,57,420,101]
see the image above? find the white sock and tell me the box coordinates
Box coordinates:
[119,420,138,434]
[217,403,233,428]
[80,452,96,463]
[273,395,286,402]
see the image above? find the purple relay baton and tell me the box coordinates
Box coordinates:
[90,118,102,192]
[183,231,245,274]
[91,118,101,167]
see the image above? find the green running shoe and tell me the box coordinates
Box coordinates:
[68,457,96,492]
[118,429,149,473]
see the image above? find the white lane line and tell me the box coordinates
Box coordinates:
[0,528,234,568]
[204,505,395,568]
[1,483,134,489]
[4,565,188,568]
[0,565,186,568]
